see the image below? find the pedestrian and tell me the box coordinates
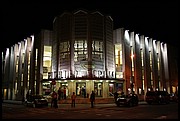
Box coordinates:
[113,91,118,102]
[26,91,30,100]
[22,96,25,104]
[58,87,61,100]
[90,90,95,108]
[51,91,58,108]
[83,86,86,98]
[71,92,76,107]
[63,87,66,99]
[121,91,125,97]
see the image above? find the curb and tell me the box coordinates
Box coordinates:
[2,100,147,106]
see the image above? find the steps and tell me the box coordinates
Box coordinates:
[58,98,115,104]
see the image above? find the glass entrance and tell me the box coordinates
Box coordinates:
[76,82,86,97]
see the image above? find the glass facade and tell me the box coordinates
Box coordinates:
[43,46,52,79]
[1,10,178,102]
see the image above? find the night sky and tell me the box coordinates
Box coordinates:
[1,1,178,52]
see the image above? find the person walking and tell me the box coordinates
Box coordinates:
[22,96,25,104]
[51,91,58,108]
[121,91,125,97]
[63,87,66,99]
[71,92,76,107]
[58,87,61,100]
[113,91,119,102]
[90,90,95,108]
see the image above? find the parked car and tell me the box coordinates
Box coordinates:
[24,95,48,108]
[115,93,139,107]
[170,93,178,103]
[43,92,53,103]
[145,91,170,104]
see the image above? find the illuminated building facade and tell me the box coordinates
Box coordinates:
[113,28,178,100]
[2,10,178,101]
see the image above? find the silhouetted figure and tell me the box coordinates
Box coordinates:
[83,86,86,98]
[22,96,25,104]
[90,91,95,108]
[51,91,58,108]
[26,91,30,100]
[71,92,76,107]
[121,91,125,97]
[58,87,61,100]
[63,87,66,99]
[114,91,119,102]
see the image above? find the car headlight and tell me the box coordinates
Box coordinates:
[120,97,125,99]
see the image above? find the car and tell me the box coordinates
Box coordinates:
[24,95,49,108]
[115,93,139,107]
[43,92,53,103]
[145,91,170,104]
[170,93,178,103]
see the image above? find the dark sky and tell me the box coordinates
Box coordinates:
[1,1,178,52]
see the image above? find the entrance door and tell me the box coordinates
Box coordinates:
[76,82,86,97]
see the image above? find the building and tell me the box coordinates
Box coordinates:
[113,28,178,100]
[2,9,178,101]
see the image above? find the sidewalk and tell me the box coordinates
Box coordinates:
[2,99,147,110]
[3,100,23,105]
[2,99,114,110]
[53,103,117,110]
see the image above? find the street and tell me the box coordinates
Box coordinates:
[2,102,178,119]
